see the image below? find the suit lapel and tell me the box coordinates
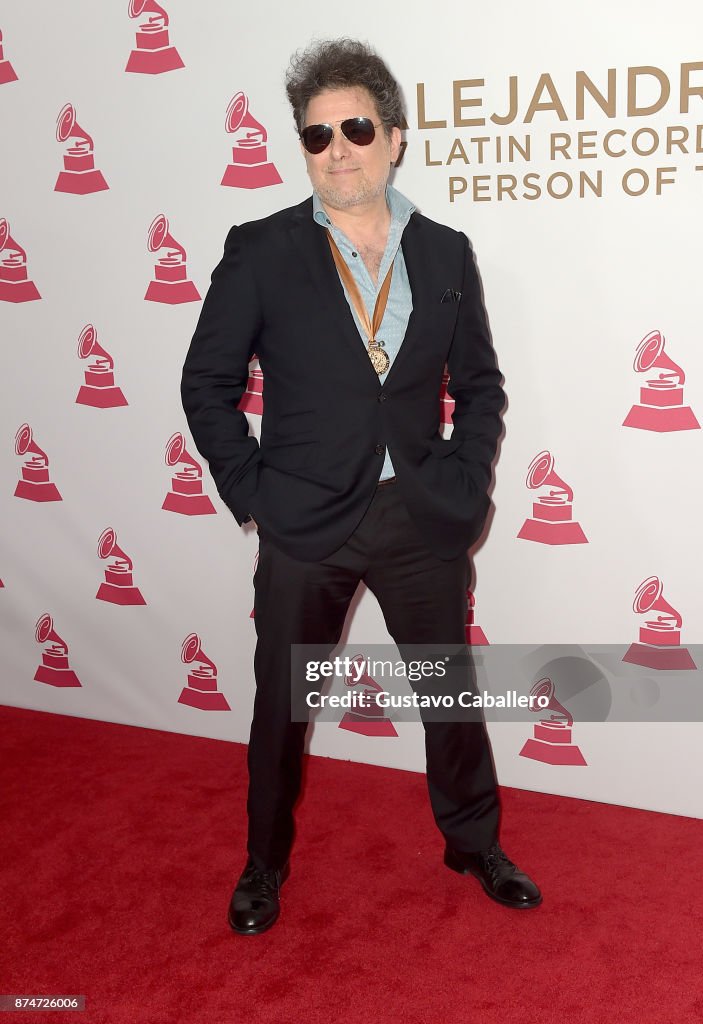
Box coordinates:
[288,202,381,386]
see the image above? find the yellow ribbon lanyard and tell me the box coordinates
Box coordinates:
[326,229,393,375]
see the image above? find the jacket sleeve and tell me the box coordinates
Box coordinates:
[445,233,506,494]
[180,225,262,524]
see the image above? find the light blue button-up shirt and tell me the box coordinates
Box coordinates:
[313,185,415,480]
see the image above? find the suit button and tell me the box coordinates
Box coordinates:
[378,394,387,403]
[375,444,385,456]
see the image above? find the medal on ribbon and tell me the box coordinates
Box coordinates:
[326,230,394,377]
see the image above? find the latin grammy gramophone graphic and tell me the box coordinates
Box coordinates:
[465,589,488,646]
[144,214,200,304]
[14,424,62,502]
[519,678,587,766]
[33,613,82,688]
[622,576,696,671]
[54,104,109,195]
[440,370,455,425]
[221,92,282,189]
[178,633,230,711]
[162,432,216,515]
[0,28,19,84]
[517,450,587,545]
[623,330,699,433]
[95,528,146,606]
[238,358,264,416]
[0,219,40,303]
[75,324,128,408]
[338,655,398,738]
[125,0,184,74]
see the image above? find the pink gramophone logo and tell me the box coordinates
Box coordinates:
[338,655,397,737]
[221,92,282,189]
[0,219,40,303]
[466,589,488,646]
[34,613,81,688]
[238,358,264,416]
[517,450,587,545]
[623,330,699,432]
[96,528,146,606]
[0,28,18,84]
[55,104,109,195]
[162,432,216,515]
[145,214,200,304]
[622,576,696,670]
[178,633,230,711]
[440,370,454,425]
[75,324,128,408]
[519,678,587,766]
[125,0,184,75]
[14,424,61,502]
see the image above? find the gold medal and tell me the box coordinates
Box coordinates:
[368,341,390,375]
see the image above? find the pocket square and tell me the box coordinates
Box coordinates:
[440,288,462,303]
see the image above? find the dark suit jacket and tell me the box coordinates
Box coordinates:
[181,196,505,562]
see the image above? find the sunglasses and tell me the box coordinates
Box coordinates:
[300,117,383,154]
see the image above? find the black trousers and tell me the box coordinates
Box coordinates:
[248,481,500,869]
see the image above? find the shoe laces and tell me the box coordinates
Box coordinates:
[481,843,516,878]
[244,863,280,896]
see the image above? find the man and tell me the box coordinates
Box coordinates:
[181,38,541,935]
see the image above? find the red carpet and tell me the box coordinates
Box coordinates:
[2,705,702,1024]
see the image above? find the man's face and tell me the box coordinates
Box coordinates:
[300,87,401,213]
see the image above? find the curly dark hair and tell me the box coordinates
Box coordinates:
[285,39,405,139]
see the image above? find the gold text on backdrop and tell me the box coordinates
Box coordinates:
[416,64,703,128]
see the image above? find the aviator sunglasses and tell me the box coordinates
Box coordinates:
[300,117,383,154]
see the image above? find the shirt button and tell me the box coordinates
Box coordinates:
[351,251,358,257]
[375,444,385,456]
[378,394,387,403]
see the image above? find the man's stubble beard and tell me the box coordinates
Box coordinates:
[314,172,388,212]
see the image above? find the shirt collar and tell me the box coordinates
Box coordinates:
[312,185,415,230]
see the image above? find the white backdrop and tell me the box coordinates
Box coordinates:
[2,0,702,818]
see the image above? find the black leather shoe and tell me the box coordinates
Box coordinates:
[444,842,542,909]
[227,859,289,935]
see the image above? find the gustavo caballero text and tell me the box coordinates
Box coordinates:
[306,690,550,710]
